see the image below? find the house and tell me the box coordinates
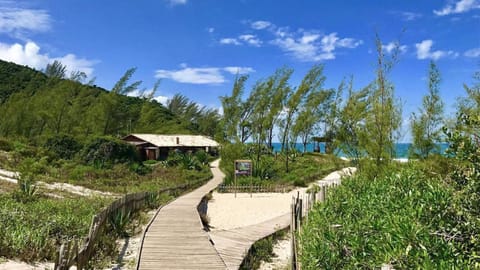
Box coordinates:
[122,134,220,160]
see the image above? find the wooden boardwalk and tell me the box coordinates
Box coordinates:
[209,213,290,269]
[137,160,227,270]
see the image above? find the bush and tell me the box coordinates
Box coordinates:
[167,152,203,171]
[13,158,38,203]
[194,150,209,165]
[43,134,82,160]
[129,162,151,175]
[0,137,13,151]
[81,137,139,168]
[300,165,472,269]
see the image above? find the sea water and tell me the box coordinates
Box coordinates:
[270,142,449,158]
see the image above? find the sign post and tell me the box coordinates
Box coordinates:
[234,160,252,198]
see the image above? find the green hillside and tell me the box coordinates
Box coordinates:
[0,60,220,141]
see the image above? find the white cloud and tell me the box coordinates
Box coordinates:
[223,66,255,74]
[434,0,480,16]
[0,41,96,76]
[220,35,262,47]
[464,47,480,57]
[415,40,458,60]
[220,38,241,45]
[155,64,254,84]
[126,89,144,98]
[207,27,215,33]
[167,0,187,5]
[154,95,169,105]
[127,88,170,105]
[217,106,224,116]
[397,11,422,21]
[272,31,362,62]
[382,42,408,54]
[0,7,51,37]
[251,20,272,30]
[238,34,262,46]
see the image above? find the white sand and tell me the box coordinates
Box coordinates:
[208,167,357,231]
[259,235,291,270]
[0,261,54,270]
[208,189,305,230]
[208,167,357,269]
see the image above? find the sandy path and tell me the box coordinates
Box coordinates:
[208,167,357,269]
[208,167,356,231]
[208,189,304,231]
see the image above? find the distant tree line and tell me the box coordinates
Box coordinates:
[221,36,406,172]
[220,35,477,174]
[0,60,221,142]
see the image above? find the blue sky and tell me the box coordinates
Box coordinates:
[0,0,479,141]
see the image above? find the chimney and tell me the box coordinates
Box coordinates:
[176,137,179,144]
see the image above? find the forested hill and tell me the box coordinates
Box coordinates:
[0,60,221,141]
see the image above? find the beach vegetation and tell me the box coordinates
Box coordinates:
[410,61,445,159]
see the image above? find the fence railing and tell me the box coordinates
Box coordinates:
[290,183,336,270]
[54,179,206,270]
[217,184,293,193]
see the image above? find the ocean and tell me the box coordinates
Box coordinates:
[270,142,449,158]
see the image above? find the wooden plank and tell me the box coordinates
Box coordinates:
[137,160,227,270]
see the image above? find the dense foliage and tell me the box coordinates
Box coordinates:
[43,134,82,160]
[300,165,474,269]
[219,143,344,187]
[300,69,480,269]
[0,60,221,140]
[81,137,139,168]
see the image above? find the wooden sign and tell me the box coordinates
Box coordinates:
[234,160,252,176]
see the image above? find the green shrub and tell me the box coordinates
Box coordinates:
[240,230,286,270]
[13,158,38,203]
[300,165,472,269]
[194,150,209,165]
[107,209,132,237]
[129,162,151,175]
[167,152,203,171]
[82,137,139,168]
[0,137,13,151]
[43,134,82,160]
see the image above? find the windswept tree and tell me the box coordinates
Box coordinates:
[167,93,221,136]
[249,67,293,165]
[263,67,293,149]
[458,69,480,119]
[280,64,325,172]
[44,60,67,79]
[100,67,142,135]
[249,80,272,165]
[410,61,444,159]
[220,75,249,143]
[335,79,369,163]
[322,80,345,154]
[361,35,402,167]
[292,85,333,153]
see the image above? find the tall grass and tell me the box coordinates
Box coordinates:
[0,194,111,261]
